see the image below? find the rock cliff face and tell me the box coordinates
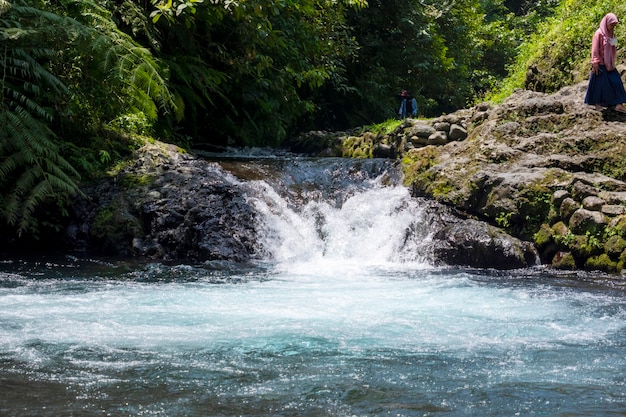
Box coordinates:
[291,82,626,273]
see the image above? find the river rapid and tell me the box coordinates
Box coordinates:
[1,155,626,416]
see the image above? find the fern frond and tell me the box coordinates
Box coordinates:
[0,109,81,236]
[71,0,176,118]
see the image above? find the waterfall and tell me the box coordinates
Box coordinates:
[218,156,435,271]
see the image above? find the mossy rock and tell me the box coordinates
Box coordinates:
[534,223,553,248]
[119,173,155,188]
[551,221,576,249]
[551,251,576,270]
[611,215,626,238]
[569,233,603,260]
[604,235,626,258]
[401,146,441,185]
[585,253,619,273]
[90,203,143,255]
[618,249,626,270]
[534,223,559,263]
[551,221,569,236]
[342,135,374,158]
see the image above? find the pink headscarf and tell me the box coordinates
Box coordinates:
[598,13,619,70]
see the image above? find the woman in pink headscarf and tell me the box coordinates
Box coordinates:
[585,13,626,113]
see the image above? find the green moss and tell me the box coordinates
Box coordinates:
[341,135,373,158]
[533,223,553,248]
[604,235,626,258]
[585,253,619,273]
[119,173,155,188]
[551,251,576,270]
[401,147,441,186]
[618,249,626,271]
[429,180,456,200]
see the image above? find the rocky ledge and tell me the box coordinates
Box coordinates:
[291,81,626,273]
[63,141,537,269]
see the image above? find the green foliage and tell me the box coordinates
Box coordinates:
[0,1,82,237]
[365,119,403,135]
[1,0,591,245]
[58,0,176,123]
[492,0,626,100]
[495,211,513,229]
[0,0,176,238]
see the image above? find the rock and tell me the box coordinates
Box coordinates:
[428,131,449,145]
[373,143,394,158]
[448,124,468,141]
[552,251,577,270]
[568,208,608,235]
[571,181,597,201]
[400,81,626,273]
[602,205,626,216]
[582,196,606,210]
[433,122,451,132]
[605,235,626,257]
[559,198,579,222]
[409,123,436,138]
[551,189,570,207]
[65,143,259,263]
[431,217,538,269]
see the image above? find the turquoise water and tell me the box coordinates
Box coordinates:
[2,261,626,416]
[2,158,626,416]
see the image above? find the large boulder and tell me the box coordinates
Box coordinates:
[65,143,259,263]
[432,219,538,269]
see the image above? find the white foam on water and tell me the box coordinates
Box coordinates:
[246,176,433,275]
[1,271,623,360]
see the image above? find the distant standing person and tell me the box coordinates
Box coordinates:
[398,90,418,118]
[585,13,626,113]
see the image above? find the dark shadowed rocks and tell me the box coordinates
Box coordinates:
[65,143,258,263]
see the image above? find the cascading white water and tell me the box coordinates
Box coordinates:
[1,156,626,416]
[245,175,433,273]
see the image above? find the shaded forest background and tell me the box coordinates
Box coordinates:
[1,0,625,243]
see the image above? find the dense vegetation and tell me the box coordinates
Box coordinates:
[0,0,618,245]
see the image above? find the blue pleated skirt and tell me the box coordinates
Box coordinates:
[584,65,626,106]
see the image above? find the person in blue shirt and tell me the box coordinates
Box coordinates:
[398,90,418,118]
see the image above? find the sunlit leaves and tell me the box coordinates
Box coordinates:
[150,0,204,24]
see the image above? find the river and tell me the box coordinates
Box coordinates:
[1,155,626,416]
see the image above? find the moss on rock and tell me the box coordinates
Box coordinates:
[551,251,576,270]
[585,253,619,273]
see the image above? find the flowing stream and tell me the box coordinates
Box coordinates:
[2,155,626,416]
